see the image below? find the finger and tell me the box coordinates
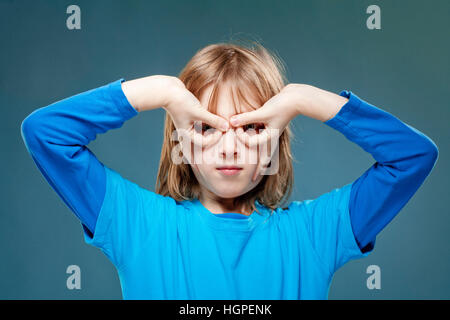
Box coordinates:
[252,157,263,182]
[193,108,229,132]
[229,108,268,127]
[175,129,193,164]
[175,128,221,165]
[190,128,206,148]
[175,127,204,151]
[249,130,281,182]
[236,127,272,149]
[252,164,258,182]
[190,126,222,148]
[199,128,222,147]
[252,151,273,182]
[252,143,272,182]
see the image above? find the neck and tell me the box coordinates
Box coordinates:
[199,191,251,216]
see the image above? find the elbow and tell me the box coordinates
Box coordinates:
[388,135,439,187]
[21,113,37,141]
[21,110,46,151]
[415,137,439,175]
[21,116,36,154]
[423,137,439,166]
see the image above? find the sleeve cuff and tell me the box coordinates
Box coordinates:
[340,183,375,262]
[108,78,139,120]
[82,166,115,258]
[323,90,363,132]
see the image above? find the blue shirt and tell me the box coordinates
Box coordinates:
[20,78,438,299]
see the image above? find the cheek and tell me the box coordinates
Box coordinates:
[191,149,216,177]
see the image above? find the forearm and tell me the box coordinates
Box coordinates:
[293,84,350,122]
[21,78,138,234]
[298,87,438,252]
[121,75,184,112]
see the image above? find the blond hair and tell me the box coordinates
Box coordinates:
[155,39,295,215]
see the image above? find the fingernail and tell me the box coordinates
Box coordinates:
[230,116,239,126]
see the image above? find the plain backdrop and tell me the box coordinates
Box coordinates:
[1,0,448,299]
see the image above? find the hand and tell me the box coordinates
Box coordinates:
[163,78,230,150]
[229,83,304,182]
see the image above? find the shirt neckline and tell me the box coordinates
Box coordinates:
[190,198,271,232]
[213,212,248,219]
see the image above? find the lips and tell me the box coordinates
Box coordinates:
[216,166,243,176]
[216,166,243,170]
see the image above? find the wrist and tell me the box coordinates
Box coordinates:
[164,79,193,114]
[294,84,348,122]
[286,83,316,117]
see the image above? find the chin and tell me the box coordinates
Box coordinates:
[210,185,247,199]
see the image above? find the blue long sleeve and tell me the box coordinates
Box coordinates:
[324,90,439,253]
[20,78,138,236]
[21,79,439,257]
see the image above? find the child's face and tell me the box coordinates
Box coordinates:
[189,82,265,200]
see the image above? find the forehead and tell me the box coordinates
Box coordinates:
[199,81,260,117]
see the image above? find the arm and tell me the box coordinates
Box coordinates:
[229,83,438,272]
[20,75,179,236]
[298,85,439,253]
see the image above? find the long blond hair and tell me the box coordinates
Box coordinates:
[155,39,295,215]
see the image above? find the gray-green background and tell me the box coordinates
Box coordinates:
[1,0,448,299]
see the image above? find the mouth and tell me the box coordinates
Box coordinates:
[216,166,243,176]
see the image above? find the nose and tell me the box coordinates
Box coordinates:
[219,128,239,160]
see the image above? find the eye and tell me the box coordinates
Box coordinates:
[194,122,216,135]
[243,123,265,133]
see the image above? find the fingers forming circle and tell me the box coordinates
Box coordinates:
[236,126,278,149]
